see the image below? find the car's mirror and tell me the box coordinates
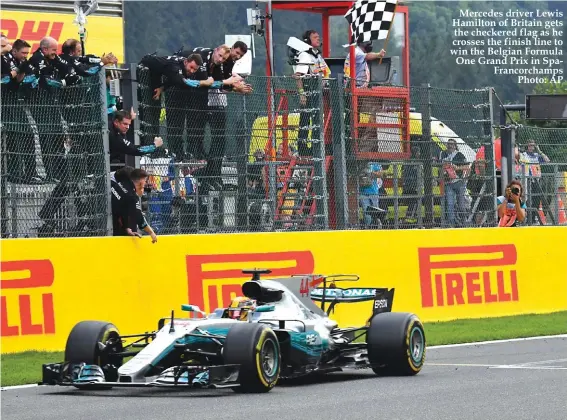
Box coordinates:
[254,304,275,313]
[181,304,199,312]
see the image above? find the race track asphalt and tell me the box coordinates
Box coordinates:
[2,335,566,420]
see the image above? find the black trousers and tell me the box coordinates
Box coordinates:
[137,88,161,147]
[164,89,190,159]
[1,90,37,182]
[28,89,66,181]
[191,105,227,184]
[297,91,321,157]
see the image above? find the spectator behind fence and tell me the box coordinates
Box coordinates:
[109,110,164,172]
[439,138,470,227]
[497,180,526,227]
[111,166,157,242]
[2,37,43,184]
[519,140,552,224]
[358,161,384,227]
[293,30,330,157]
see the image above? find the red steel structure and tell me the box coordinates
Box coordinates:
[258,1,411,228]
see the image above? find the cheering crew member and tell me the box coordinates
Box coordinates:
[137,52,206,151]
[20,36,81,182]
[2,37,42,184]
[111,166,158,242]
[109,110,164,172]
[58,39,118,177]
[188,44,251,190]
[59,38,117,76]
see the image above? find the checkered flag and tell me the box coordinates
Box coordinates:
[344,0,397,45]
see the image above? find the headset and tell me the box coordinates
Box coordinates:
[303,29,317,46]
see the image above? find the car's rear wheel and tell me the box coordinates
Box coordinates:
[366,312,426,376]
[65,320,124,388]
[223,323,281,393]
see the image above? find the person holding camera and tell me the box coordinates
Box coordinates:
[497,180,526,227]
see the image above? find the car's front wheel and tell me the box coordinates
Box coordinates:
[223,323,281,393]
[65,320,124,387]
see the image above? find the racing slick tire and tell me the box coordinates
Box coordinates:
[64,321,124,388]
[223,323,281,393]
[366,312,426,376]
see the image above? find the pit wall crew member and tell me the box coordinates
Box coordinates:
[109,110,164,172]
[20,36,82,182]
[178,41,249,88]
[111,166,158,242]
[138,52,211,152]
[293,30,330,157]
[188,44,251,191]
[162,48,244,163]
[497,180,527,227]
[1,37,42,184]
[156,52,226,161]
[58,38,118,177]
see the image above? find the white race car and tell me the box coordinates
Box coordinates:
[41,269,426,393]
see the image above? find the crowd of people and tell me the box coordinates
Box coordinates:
[1,30,556,237]
[1,32,256,238]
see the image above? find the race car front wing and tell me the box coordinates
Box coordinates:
[40,361,241,389]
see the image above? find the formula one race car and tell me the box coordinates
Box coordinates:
[41,269,426,393]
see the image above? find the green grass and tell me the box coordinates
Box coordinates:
[2,311,566,387]
[424,311,567,346]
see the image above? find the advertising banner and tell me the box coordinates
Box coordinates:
[1,11,125,63]
[1,227,566,353]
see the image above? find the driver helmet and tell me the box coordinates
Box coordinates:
[227,296,257,321]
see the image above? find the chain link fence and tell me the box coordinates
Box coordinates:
[514,126,567,227]
[342,81,496,230]
[4,65,567,238]
[136,67,329,234]
[1,71,110,238]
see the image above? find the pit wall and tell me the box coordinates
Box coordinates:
[2,227,566,353]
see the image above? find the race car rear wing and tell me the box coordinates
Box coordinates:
[304,274,395,317]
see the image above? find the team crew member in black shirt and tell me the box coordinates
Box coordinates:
[58,38,118,177]
[111,166,157,242]
[1,37,42,184]
[20,36,81,182]
[137,53,207,151]
[188,44,252,190]
[109,110,164,172]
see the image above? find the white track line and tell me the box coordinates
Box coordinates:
[427,363,567,371]
[2,334,567,391]
[1,384,39,391]
[428,334,567,349]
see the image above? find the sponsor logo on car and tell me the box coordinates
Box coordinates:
[418,244,519,308]
[310,287,382,303]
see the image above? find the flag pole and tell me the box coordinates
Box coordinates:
[379,1,398,66]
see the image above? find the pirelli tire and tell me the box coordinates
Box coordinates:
[223,323,281,393]
[64,320,124,387]
[366,312,426,376]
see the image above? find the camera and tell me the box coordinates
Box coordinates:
[511,187,520,195]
